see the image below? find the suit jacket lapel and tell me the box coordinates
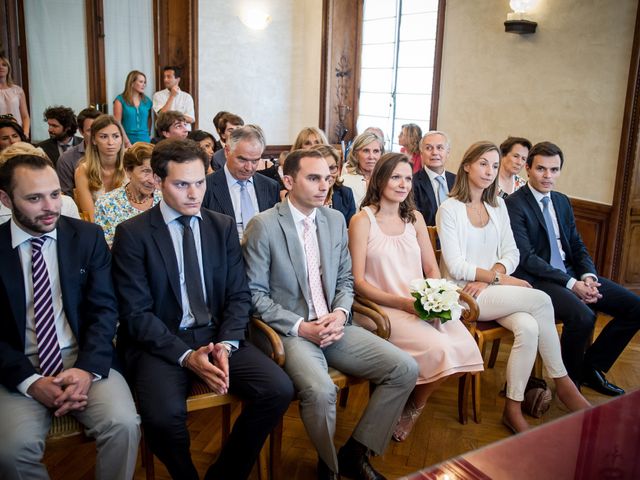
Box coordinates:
[315,211,333,302]
[551,191,572,254]
[278,201,310,304]
[56,219,80,335]
[523,186,548,233]
[199,213,215,311]
[255,175,269,212]
[212,173,236,218]
[0,226,27,346]
[150,207,182,305]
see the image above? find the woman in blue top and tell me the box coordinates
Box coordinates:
[113,70,152,146]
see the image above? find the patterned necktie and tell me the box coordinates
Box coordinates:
[303,217,329,318]
[177,216,210,326]
[435,175,448,206]
[541,196,566,272]
[31,237,63,376]
[238,180,256,228]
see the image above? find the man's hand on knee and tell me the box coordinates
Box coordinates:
[184,343,229,394]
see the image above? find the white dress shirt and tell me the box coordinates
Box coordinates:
[424,167,449,205]
[12,221,77,396]
[223,164,259,240]
[152,89,196,130]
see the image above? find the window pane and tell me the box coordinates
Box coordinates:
[395,93,431,119]
[400,12,438,41]
[362,18,397,45]
[361,44,396,69]
[364,0,397,20]
[402,0,439,15]
[397,40,436,68]
[396,67,433,94]
[359,92,393,118]
[360,68,394,94]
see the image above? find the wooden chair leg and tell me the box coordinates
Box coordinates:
[270,418,283,480]
[487,340,501,368]
[258,443,269,480]
[472,372,482,423]
[457,373,470,424]
[142,431,155,480]
[339,386,350,408]
[534,353,543,378]
[221,403,231,444]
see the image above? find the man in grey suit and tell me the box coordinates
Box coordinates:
[242,149,418,480]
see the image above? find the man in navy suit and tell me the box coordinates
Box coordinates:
[411,131,456,226]
[111,139,292,480]
[506,141,640,396]
[202,125,280,240]
[0,154,140,479]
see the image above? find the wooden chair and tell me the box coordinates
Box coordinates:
[46,414,92,447]
[249,303,389,480]
[427,226,511,423]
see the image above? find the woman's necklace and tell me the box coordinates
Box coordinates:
[126,183,150,205]
[466,202,488,227]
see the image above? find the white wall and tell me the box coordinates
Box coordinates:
[438,0,637,204]
[198,0,323,144]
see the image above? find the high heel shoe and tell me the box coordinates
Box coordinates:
[392,400,425,442]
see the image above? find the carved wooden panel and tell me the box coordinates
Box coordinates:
[571,198,612,274]
[319,0,363,144]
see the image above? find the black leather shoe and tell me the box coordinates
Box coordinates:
[338,446,386,480]
[581,367,625,396]
[318,458,340,480]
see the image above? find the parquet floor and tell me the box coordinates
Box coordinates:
[44,315,640,479]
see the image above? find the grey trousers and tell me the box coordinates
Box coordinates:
[0,351,140,480]
[282,324,418,472]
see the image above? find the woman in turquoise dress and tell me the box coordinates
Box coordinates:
[113,70,153,146]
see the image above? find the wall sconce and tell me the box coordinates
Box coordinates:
[505,0,538,34]
[240,9,272,30]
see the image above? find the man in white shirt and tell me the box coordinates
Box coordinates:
[152,66,195,130]
[412,130,456,225]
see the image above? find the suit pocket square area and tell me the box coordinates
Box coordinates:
[80,268,86,275]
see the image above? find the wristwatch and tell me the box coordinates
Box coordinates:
[491,272,501,285]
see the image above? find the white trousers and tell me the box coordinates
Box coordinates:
[476,285,567,401]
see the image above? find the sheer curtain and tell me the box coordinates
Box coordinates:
[103,0,155,118]
[24,0,89,142]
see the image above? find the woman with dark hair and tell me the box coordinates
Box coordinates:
[113,70,153,146]
[349,153,483,442]
[437,141,589,433]
[398,123,422,173]
[95,142,161,245]
[0,55,30,137]
[74,115,127,220]
[497,136,532,198]
[311,144,356,226]
[188,129,216,172]
[0,117,27,152]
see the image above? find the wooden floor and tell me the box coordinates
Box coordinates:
[44,316,640,479]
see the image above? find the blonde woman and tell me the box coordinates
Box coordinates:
[342,131,383,208]
[0,142,79,224]
[437,141,589,433]
[74,115,127,221]
[0,55,30,137]
[398,123,422,174]
[113,70,153,146]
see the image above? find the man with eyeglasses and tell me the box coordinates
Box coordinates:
[202,125,280,240]
[412,130,456,226]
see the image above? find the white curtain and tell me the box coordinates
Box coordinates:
[103,0,155,115]
[24,0,89,142]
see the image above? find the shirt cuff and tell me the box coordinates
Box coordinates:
[17,373,42,397]
[334,307,350,324]
[92,373,101,382]
[221,341,239,352]
[581,273,598,282]
[566,277,577,290]
[179,349,193,367]
[289,318,305,336]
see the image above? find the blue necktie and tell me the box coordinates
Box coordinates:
[435,175,448,206]
[541,196,566,272]
[238,180,256,229]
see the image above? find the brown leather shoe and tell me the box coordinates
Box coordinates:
[318,459,340,480]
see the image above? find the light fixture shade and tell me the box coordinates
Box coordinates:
[240,9,272,30]
[504,19,537,34]
[509,0,539,14]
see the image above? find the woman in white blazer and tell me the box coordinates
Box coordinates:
[436,141,589,433]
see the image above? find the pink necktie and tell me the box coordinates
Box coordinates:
[31,237,63,376]
[303,217,329,318]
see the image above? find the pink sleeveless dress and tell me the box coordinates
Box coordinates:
[361,207,484,384]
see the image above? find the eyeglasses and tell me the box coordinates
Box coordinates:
[328,164,339,173]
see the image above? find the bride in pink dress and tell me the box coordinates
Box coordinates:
[349,153,484,442]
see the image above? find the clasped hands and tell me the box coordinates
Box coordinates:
[299,311,346,348]
[572,277,602,304]
[463,274,532,298]
[184,343,231,395]
[27,368,93,417]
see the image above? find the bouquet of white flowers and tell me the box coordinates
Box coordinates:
[409,278,462,324]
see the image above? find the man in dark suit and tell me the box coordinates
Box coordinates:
[202,125,280,241]
[0,154,140,479]
[111,139,293,480]
[506,141,640,396]
[411,130,456,226]
[37,106,83,166]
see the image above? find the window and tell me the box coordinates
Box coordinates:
[357,0,440,151]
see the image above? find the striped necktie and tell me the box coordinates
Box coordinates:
[31,237,64,376]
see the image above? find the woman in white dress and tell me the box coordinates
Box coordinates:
[437,141,589,432]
